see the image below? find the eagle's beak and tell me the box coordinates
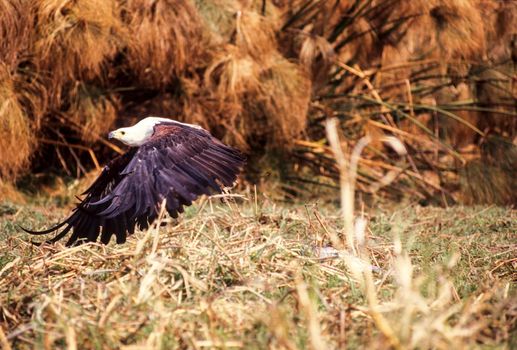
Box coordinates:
[108,131,116,140]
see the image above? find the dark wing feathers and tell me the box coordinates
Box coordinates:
[23,122,245,246]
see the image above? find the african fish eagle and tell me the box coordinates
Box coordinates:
[23,117,246,246]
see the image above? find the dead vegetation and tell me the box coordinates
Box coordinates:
[0,191,515,349]
[124,0,208,88]
[0,0,515,204]
[0,65,34,179]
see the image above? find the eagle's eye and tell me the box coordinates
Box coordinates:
[120,131,126,135]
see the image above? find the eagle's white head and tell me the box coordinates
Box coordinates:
[108,117,202,147]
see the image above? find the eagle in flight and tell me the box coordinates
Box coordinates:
[23,117,245,246]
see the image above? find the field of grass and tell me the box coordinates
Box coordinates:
[0,192,515,349]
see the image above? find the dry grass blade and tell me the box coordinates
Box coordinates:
[325,118,354,251]
[295,273,326,350]
[326,117,403,349]
[0,191,516,348]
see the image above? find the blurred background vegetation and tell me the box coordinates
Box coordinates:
[0,0,515,205]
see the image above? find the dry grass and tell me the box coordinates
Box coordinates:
[256,56,311,148]
[427,0,486,59]
[0,0,515,206]
[0,0,32,68]
[283,0,516,204]
[0,65,34,180]
[67,83,119,144]
[0,192,515,349]
[124,0,209,88]
[205,47,262,102]
[0,2,515,347]
[233,8,278,62]
[34,0,123,93]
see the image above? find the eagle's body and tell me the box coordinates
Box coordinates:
[24,117,245,246]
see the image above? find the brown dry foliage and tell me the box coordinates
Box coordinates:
[0,0,514,204]
[0,0,32,68]
[252,56,311,147]
[34,0,123,93]
[278,0,516,204]
[427,0,486,59]
[205,46,262,101]
[234,9,279,61]
[124,0,209,88]
[298,31,335,85]
[67,83,120,143]
[13,71,49,128]
[0,66,34,179]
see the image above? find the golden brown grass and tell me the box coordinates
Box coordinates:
[282,0,516,204]
[245,55,311,149]
[34,0,123,89]
[205,47,262,101]
[233,9,278,62]
[0,0,32,68]
[124,0,209,88]
[0,65,34,180]
[427,0,486,59]
[67,83,119,144]
[0,0,515,206]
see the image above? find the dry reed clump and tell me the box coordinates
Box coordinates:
[277,0,516,204]
[204,46,262,101]
[0,0,514,204]
[204,50,312,150]
[298,32,334,84]
[33,0,124,97]
[427,0,486,59]
[123,0,210,88]
[374,0,487,83]
[200,4,311,150]
[67,84,119,143]
[0,66,34,181]
[12,71,49,129]
[0,0,32,68]
[484,1,517,61]
[233,9,279,61]
[252,56,312,148]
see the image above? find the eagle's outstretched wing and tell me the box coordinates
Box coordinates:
[23,123,245,246]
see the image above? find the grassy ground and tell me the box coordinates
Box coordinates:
[0,194,515,349]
